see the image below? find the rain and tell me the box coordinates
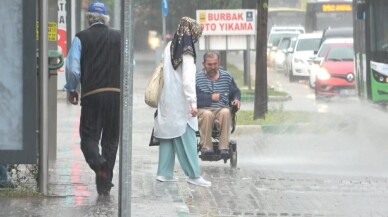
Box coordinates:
[1,0,388,217]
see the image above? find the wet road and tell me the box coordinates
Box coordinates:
[1,50,388,217]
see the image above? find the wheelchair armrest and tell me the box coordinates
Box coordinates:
[230,104,238,134]
[231,104,238,114]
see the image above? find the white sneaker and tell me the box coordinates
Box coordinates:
[187,176,211,187]
[156,176,178,182]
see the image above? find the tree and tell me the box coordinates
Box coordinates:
[133,0,241,50]
[254,0,268,119]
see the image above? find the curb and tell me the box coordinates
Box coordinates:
[269,95,292,102]
[260,123,311,134]
[234,125,262,136]
[241,94,292,103]
[235,123,312,135]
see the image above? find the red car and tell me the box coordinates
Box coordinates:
[314,42,355,99]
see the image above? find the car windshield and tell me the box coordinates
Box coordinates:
[327,46,354,61]
[278,38,291,50]
[317,43,330,58]
[290,38,297,49]
[268,35,283,47]
[269,33,299,47]
[296,38,321,51]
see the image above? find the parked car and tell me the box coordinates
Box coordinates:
[267,31,301,68]
[269,25,305,34]
[286,32,322,82]
[273,36,297,73]
[318,27,353,51]
[313,40,355,99]
[309,38,353,88]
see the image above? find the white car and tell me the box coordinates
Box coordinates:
[267,31,301,68]
[269,25,305,34]
[273,36,297,73]
[308,38,354,88]
[287,32,322,82]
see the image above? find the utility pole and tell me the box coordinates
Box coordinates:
[242,0,256,86]
[39,0,49,195]
[119,0,134,216]
[254,0,268,119]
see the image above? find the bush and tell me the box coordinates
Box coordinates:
[227,63,288,101]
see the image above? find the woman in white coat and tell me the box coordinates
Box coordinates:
[153,17,211,187]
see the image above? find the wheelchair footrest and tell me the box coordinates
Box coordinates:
[199,154,223,162]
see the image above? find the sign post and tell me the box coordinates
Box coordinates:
[161,0,168,48]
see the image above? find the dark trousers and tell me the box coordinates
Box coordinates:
[79,92,120,183]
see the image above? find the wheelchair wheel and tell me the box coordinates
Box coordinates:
[230,152,237,168]
[229,140,237,168]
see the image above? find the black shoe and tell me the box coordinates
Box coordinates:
[95,162,109,196]
[98,185,112,196]
[220,149,230,159]
[96,178,112,196]
[96,176,110,196]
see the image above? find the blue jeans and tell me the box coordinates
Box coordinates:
[0,164,8,182]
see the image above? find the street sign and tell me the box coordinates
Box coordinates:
[161,0,168,17]
[196,9,256,51]
[196,9,256,35]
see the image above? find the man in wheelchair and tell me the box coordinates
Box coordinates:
[196,51,241,160]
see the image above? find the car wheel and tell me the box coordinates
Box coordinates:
[273,62,278,72]
[283,63,288,76]
[315,87,323,101]
[229,140,237,168]
[230,151,237,168]
[274,64,279,73]
[289,68,296,82]
[309,79,315,89]
[309,74,316,89]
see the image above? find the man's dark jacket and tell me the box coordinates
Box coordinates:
[76,24,121,96]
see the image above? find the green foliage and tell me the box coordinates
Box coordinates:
[268,87,288,96]
[4,164,40,194]
[227,63,289,100]
[0,164,40,197]
[237,109,314,125]
[240,87,287,101]
[139,0,241,30]
[0,189,42,197]
[133,0,241,49]
[227,63,244,87]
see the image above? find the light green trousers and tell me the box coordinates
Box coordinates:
[157,125,201,178]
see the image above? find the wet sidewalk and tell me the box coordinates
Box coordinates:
[0,50,253,217]
[2,50,388,217]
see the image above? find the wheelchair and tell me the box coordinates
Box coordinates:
[196,105,238,168]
